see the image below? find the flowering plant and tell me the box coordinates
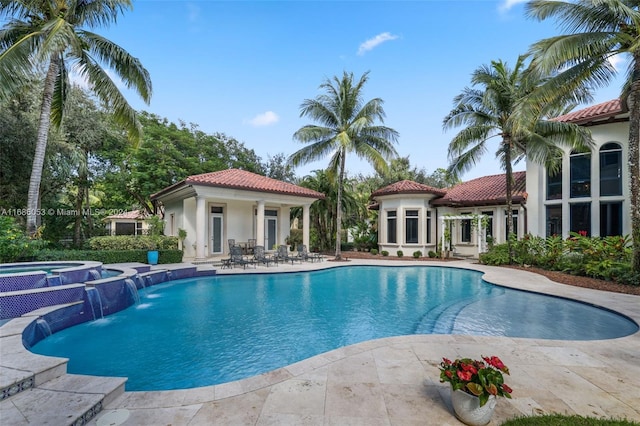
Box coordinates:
[439,356,512,407]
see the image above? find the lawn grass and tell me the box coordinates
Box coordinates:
[501,414,640,425]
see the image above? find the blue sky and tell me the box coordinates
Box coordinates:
[100,0,626,181]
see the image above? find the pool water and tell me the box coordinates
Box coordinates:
[30,266,638,391]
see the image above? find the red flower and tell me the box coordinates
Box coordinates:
[457,370,472,381]
[502,384,512,394]
[461,363,477,375]
[483,356,509,373]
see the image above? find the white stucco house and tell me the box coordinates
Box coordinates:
[372,98,635,258]
[527,98,633,239]
[150,169,324,260]
[371,173,528,258]
[103,210,152,236]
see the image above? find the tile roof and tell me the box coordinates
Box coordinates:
[553,99,626,124]
[431,171,527,207]
[371,180,447,197]
[153,169,324,200]
[104,209,149,220]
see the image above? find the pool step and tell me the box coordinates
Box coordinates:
[0,373,126,426]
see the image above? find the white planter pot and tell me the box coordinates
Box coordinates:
[450,389,496,426]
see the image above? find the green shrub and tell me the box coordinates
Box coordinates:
[26,249,182,264]
[0,216,45,262]
[381,250,389,256]
[286,229,303,251]
[397,250,404,257]
[479,243,510,265]
[370,248,378,256]
[340,242,355,252]
[428,250,437,258]
[412,250,422,258]
[88,235,178,250]
[557,252,585,276]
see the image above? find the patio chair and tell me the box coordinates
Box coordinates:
[247,238,256,255]
[276,245,301,265]
[297,244,322,262]
[228,239,235,253]
[230,245,255,269]
[253,245,277,267]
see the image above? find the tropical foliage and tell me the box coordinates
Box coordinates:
[296,170,356,252]
[0,0,152,235]
[525,0,640,274]
[290,71,399,260]
[480,233,638,285]
[443,55,592,263]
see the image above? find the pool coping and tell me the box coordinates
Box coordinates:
[2,259,640,425]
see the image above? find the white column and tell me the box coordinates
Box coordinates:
[303,204,310,249]
[476,215,482,257]
[195,196,206,260]
[440,217,445,253]
[256,200,265,248]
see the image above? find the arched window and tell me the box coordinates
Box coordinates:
[599,143,622,196]
[570,149,591,198]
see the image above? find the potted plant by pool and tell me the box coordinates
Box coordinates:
[438,356,512,426]
[146,216,165,265]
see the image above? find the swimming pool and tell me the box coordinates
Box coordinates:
[30,266,638,391]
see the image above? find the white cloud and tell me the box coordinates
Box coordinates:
[498,0,527,13]
[247,111,279,127]
[357,32,399,56]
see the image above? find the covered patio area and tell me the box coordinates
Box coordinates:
[151,169,324,260]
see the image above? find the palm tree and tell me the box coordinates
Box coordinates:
[289,71,399,260]
[296,169,359,252]
[443,56,592,263]
[526,0,640,274]
[0,0,152,235]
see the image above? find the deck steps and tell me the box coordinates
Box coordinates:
[0,373,126,426]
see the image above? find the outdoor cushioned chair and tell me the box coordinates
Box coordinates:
[230,245,255,269]
[276,245,301,264]
[253,245,277,267]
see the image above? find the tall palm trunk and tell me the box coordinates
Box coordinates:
[629,54,640,273]
[335,149,345,260]
[73,181,84,247]
[504,136,514,264]
[27,57,59,235]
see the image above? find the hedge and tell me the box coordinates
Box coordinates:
[88,235,179,250]
[25,249,183,264]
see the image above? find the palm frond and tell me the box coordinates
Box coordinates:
[79,30,152,102]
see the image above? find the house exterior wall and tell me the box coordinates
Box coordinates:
[375,196,526,259]
[376,195,438,256]
[526,120,632,239]
[163,199,192,257]
[105,218,150,236]
[157,184,315,261]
